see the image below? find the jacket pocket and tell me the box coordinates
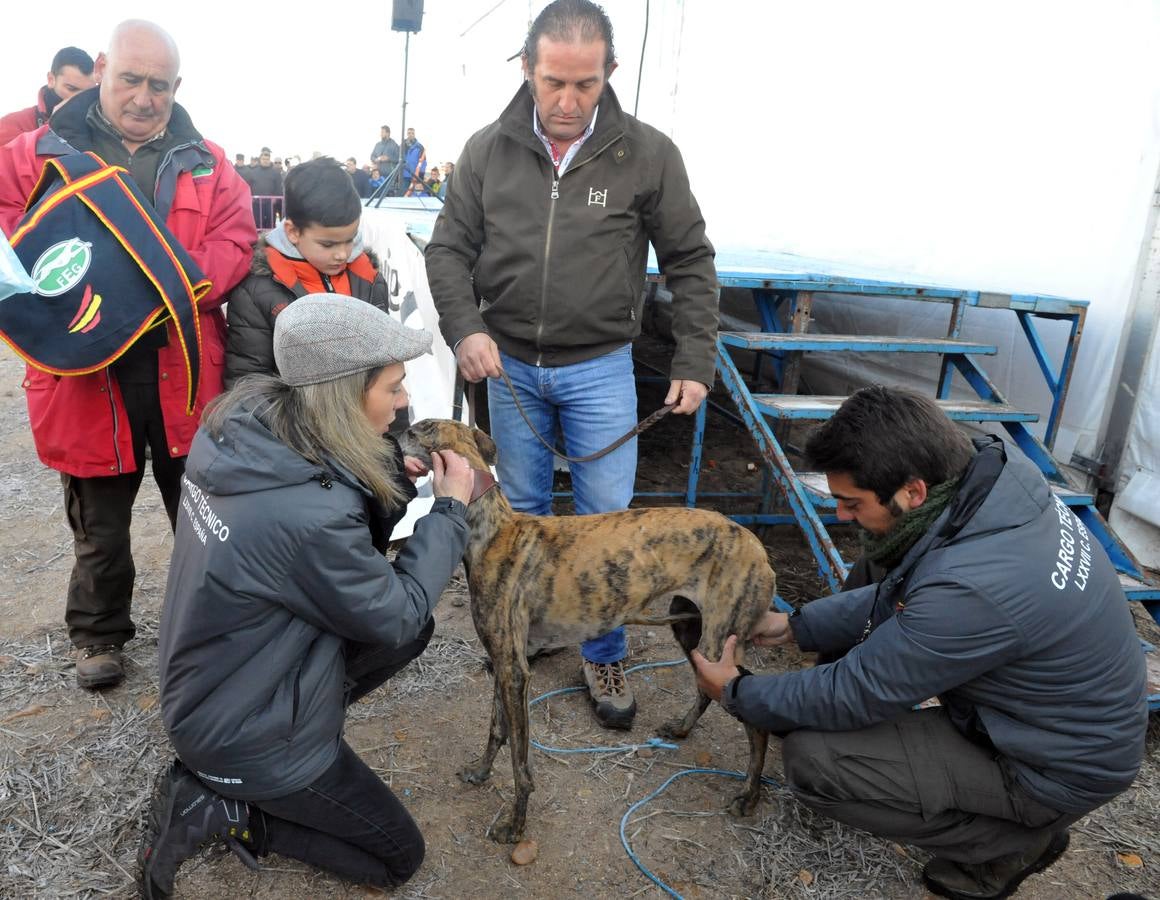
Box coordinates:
[169,174,211,249]
[267,665,302,744]
[287,667,301,742]
[622,247,641,320]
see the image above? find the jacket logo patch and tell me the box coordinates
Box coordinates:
[270,302,288,318]
[191,165,214,178]
[587,187,608,208]
[31,237,92,297]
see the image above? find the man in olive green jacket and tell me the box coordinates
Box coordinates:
[425,0,717,730]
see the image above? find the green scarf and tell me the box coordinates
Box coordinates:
[860,478,962,570]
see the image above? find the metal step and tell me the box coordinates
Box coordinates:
[753,395,1040,423]
[1121,573,1160,601]
[1052,485,1095,505]
[1144,642,1160,712]
[721,332,998,355]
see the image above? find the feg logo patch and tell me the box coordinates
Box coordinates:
[31,238,92,297]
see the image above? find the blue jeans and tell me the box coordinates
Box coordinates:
[488,346,637,664]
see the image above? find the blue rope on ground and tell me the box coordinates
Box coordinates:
[527,658,779,898]
[619,769,782,900]
[528,659,686,754]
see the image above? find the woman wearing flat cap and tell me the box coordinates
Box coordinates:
[140,294,474,898]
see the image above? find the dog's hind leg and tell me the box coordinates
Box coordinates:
[489,646,534,844]
[659,596,712,740]
[460,673,508,785]
[728,724,769,817]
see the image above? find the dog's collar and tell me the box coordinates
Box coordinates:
[470,468,499,504]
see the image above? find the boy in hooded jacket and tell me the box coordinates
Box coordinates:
[225,156,390,387]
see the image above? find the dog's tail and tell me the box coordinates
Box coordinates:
[625,596,704,659]
[621,612,701,627]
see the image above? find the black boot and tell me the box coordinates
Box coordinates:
[138,759,259,898]
[923,829,1070,900]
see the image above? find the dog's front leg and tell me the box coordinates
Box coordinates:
[460,675,508,785]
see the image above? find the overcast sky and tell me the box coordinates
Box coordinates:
[4,0,1158,283]
[0,1,660,170]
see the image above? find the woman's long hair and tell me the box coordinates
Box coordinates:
[202,371,409,510]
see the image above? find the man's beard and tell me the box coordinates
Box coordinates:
[857,496,907,540]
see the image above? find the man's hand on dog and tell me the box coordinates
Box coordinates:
[693,615,796,701]
[456,332,503,383]
[665,379,709,414]
[691,635,742,702]
[749,611,795,647]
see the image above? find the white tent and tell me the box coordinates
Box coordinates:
[363,1,1160,561]
[628,1,1160,564]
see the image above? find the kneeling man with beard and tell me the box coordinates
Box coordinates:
[692,385,1147,900]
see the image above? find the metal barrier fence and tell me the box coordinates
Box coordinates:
[252,195,283,233]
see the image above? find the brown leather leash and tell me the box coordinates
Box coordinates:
[497,369,673,464]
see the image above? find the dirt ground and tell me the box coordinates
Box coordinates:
[2,339,1159,900]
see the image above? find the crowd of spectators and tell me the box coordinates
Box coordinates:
[232,124,454,218]
[0,53,451,229]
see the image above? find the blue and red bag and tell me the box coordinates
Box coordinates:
[0,151,209,412]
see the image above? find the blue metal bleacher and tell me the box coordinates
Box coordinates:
[648,248,1160,708]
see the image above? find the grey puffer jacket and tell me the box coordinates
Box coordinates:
[224,223,391,388]
[425,83,718,384]
[158,403,468,801]
[724,438,1148,815]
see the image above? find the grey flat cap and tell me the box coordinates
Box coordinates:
[273,294,432,386]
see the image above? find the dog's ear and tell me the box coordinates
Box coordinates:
[473,428,498,465]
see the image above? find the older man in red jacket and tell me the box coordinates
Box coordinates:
[0,20,255,689]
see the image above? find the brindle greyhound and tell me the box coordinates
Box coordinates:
[399,419,775,844]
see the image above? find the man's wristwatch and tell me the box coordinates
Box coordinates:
[727,664,753,702]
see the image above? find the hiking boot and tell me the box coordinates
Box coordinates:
[923,829,1070,899]
[138,759,258,899]
[582,659,636,730]
[75,644,124,689]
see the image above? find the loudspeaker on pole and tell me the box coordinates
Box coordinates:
[391,0,424,33]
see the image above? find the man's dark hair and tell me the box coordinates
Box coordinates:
[283,157,362,229]
[804,385,975,502]
[523,0,616,73]
[51,47,95,76]
[381,125,390,132]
